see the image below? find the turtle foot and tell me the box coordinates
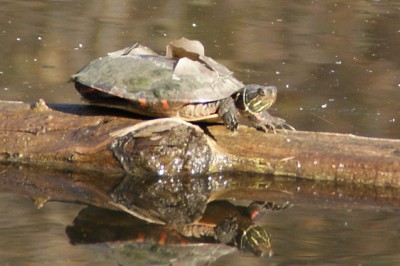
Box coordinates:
[249,112,295,133]
[214,216,240,244]
[222,112,239,132]
[247,201,293,220]
[218,97,239,131]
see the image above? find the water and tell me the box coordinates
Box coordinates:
[0,194,113,265]
[0,0,400,265]
[1,193,400,265]
[1,0,399,137]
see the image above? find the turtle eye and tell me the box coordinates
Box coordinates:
[257,88,265,96]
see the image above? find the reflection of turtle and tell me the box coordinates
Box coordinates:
[67,200,291,257]
[72,38,294,132]
[180,200,292,256]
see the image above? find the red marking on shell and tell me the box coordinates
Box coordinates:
[161,99,170,110]
[136,232,145,243]
[138,98,147,108]
[159,231,167,245]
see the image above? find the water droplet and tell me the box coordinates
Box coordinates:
[157,164,165,176]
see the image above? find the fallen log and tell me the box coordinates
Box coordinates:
[0,99,399,186]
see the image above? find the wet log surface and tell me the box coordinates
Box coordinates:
[1,99,400,221]
[209,125,400,187]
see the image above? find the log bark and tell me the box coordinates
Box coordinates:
[209,126,400,187]
[0,100,139,175]
[1,100,399,187]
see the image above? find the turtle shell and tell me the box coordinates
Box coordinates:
[71,38,244,118]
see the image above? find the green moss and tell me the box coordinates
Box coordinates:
[126,77,150,88]
[153,81,181,98]
[152,68,169,77]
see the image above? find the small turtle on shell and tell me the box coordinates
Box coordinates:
[71,38,294,132]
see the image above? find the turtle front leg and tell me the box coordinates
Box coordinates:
[246,111,295,133]
[218,97,239,131]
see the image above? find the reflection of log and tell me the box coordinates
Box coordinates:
[1,100,399,188]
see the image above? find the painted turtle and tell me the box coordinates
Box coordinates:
[71,38,294,132]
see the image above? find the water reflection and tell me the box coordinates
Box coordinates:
[0,194,111,265]
[2,191,400,265]
[66,203,269,265]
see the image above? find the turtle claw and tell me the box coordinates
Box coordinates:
[222,112,239,132]
[247,201,293,220]
[278,119,296,132]
[262,201,293,212]
[251,113,295,133]
[274,119,296,134]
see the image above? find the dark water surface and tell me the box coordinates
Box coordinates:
[1,1,399,265]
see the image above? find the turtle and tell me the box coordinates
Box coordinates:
[71,38,294,132]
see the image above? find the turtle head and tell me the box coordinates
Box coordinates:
[239,84,277,114]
